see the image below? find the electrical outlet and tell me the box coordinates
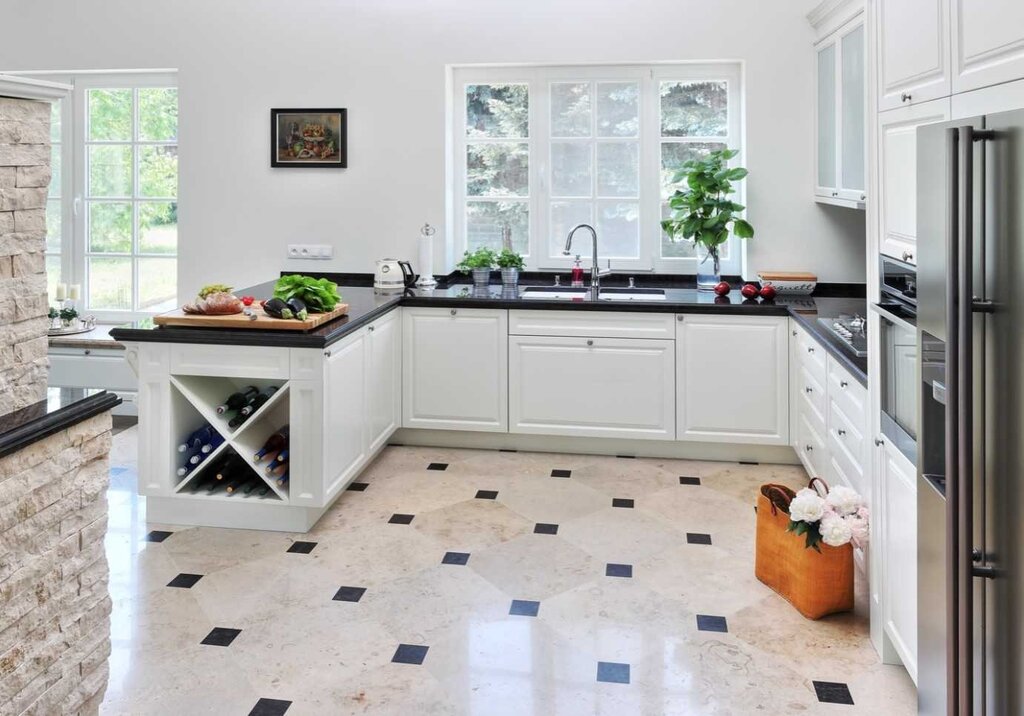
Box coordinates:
[287,244,333,260]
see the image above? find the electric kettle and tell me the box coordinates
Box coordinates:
[374,259,417,291]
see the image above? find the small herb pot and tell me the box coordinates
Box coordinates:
[471,267,491,288]
[500,267,520,287]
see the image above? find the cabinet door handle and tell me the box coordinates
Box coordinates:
[450,309,457,316]
[805,387,813,394]
[677,315,684,322]
[874,438,884,447]
[901,92,912,102]
[837,429,847,437]
[586,339,594,346]
[325,350,332,358]
[807,347,815,354]
[902,251,914,262]
[83,349,91,356]
[840,380,849,388]
[792,330,797,336]
[805,444,814,452]
[368,325,375,332]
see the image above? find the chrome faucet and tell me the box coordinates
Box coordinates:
[563,223,611,295]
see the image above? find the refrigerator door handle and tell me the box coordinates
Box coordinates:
[944,125,961,716]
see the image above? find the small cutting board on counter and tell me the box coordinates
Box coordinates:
[154,302,350,331]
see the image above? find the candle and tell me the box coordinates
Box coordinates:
[69,284,81,301]
[55,283,66,301]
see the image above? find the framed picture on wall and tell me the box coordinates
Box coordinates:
[270,108,347,167]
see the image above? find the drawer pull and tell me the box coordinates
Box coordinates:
[586,339,594,346]
[807,347,815,354]
[805,387,813,394]
[792,330,797,336]
[837,429,847,437]
[805,444,813,452]
[677,315,684,322]
[874,438,884,447]
[325,350,332,358]
[840,380,849,388]
[450,309,457,316]
[84,349,91,356]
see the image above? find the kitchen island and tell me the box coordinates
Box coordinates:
[112,278,868,531]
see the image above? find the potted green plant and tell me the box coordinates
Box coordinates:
[661,148,755,290]
[496,248,525,287]
[59,306,79,328]
[456,247,497,288]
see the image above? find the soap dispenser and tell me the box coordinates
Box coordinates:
[571,255,584,287]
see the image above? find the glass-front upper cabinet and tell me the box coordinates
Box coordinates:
[813,10,867,209]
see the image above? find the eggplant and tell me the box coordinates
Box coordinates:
[284,297,308,321]
[263,297,293,320]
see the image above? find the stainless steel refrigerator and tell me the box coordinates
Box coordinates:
[917,110,1024,715]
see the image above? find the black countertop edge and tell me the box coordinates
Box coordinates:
[0,389,122,459]
[788,311,868,387]
[280,270,866,297]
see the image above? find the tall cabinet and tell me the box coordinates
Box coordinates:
[811,1,868,209]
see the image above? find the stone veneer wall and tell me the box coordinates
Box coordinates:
[0,412,112,715]
[0,96,51,416]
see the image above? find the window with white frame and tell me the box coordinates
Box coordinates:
[41,73,178,318]
[451,64,743,273]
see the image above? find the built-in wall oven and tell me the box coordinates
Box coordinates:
[876,255,918,464]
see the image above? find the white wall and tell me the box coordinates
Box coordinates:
[3,0,866,299]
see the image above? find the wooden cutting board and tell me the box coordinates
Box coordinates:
[154,302,350,331]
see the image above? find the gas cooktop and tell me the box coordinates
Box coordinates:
[817,315,868,358]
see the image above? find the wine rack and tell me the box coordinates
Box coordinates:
[169,375,290,502]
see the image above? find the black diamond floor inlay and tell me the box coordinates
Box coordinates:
[392,643,429,665]
[167,573,203,589]
[389,513,415,524]
[534,523,559,535]
[679,476,701,485]
[347,482,369,492]
[615,454,636,459]
[287,541,317,554]
[612,498,634,509]
[427,462,448,471]
[596,661,630,684]
[509,599,540,617]
[738,460,760,466]
[333,586,367,602]
[201,627,241,647]
[145,530,173,542]
[498,448,518,452]
[696,614,728,633]
[606,563,633,578]
[248,698,291,716]
[686,533,712,545]
[475,490,498,500]
[812,681,855,705]
[551,469,572,478]
[442,551,470,565]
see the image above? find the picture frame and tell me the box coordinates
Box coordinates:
[270,108,347,168]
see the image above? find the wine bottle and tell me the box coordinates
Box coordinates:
[242,480,259,495]
[200,433,225,454]
[240,386,278,417]
[216,385,258,415]
[255,485,270,497]
[225,476,251,494]
[276,473,289,487]
[177,424,215,453]
[228,411,249,429]
[176,464,191,478]
[215,455,243,480]
[266,462,288,478]
[254,426,290,462]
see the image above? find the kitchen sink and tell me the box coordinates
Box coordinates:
[519,286,668,301]
[598,288,667,301]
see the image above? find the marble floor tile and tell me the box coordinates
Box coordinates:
[100,433,916,715]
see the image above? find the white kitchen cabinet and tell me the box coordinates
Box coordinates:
[814,12,867,207]
[365,309,401,453]
[951,0,1024,95]
[676,315,789,445]
[402,307,508,432]
[875,0,951,111]
[49,344,138,415]
[508,335,675,440]
[878,97,951,264]
[880,438,918,681]
[321,330,367,501]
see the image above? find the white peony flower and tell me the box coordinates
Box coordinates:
[845,511,870,545]
[825,485,864,516]
[789,488,826,523]
[820,513,854,547]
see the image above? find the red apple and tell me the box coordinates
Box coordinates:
[759,284,777,301]
[713,281,731,296]
[741,283,760,299]
[714,295,731,304]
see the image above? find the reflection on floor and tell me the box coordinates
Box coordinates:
[102,427,917,715]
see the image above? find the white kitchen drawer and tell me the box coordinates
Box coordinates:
[793,323,827,384]
[170,344,291,379]
[796,364,827,424]
[508,310,675,340]
[827,354,867,426]
[828,397,866,476]
[797,411,828,478]
[48,348,137,390]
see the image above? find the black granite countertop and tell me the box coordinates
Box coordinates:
[0,388,122,458]
[109,279,868,386]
